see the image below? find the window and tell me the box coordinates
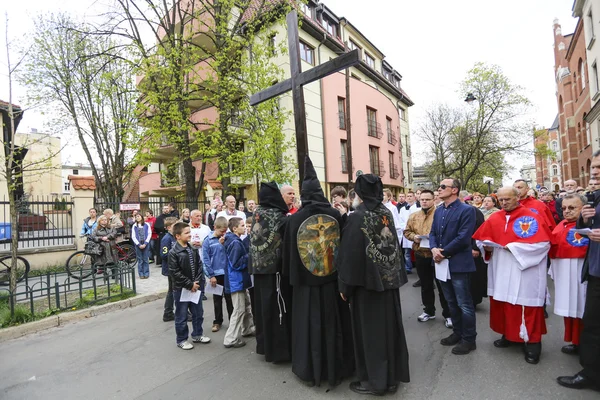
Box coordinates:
[268,33,277,56]
[72,169,79,175]
[585,118,592,145]
[399,108,406,121]
[301,3,314,19]
[299,40,314,65]
[340,140,348,173]
[338,97,346,130]
[386,117,395,145]
[580,58,586,90]
[369,146,380,176]
[349,39,360,51]
[551,140,558,152]
[585,9,595,48]
[365,53,375,69]
[383,69,391,80]
[367,107,378,137]
[389,151,397,179]
[322,18,337,37]
[64,182,70,192]
[552,164,559,176]
[592,61,599,97]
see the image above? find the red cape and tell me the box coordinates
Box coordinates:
[550,219,589,259]
[472,205,552,246]
[519,196,557,230]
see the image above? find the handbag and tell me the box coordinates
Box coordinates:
[84,240,104,256]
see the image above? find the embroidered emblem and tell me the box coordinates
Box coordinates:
[566,229,589,247]
[297,214,340,276]
[529,208,539,214]
[512,216,539,238]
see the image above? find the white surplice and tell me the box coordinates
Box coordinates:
[549,258,587,318]
[486,242,550,307]
[398,203,420,249]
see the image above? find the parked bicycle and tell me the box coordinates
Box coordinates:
[65,235,136,280]
[0,255,30,286]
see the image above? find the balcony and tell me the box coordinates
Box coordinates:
[341,155,355,174]
[391,164,400,179]
[387,128,397,146]
[367,121,383,139]
[370,160,386,177]
[338,112,346,130]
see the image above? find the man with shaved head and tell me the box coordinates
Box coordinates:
[216,195,246,221]
[280,185,298,214]
[514,179,557,230]
[474,186,552,365]
[556,179,578,221]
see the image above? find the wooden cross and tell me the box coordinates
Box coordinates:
[250,10,361,184]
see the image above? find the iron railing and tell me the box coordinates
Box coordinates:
[387,128,397,145]
[338,112,346,130]
[391,164,400,179]
[367,121,383,139]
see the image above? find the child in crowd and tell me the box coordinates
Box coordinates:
[223,217,255,348]
[161,217,178,322]
[168,222,211,350]
[242,217,256,326]
[131,213,152,279]
[202,216,233,333]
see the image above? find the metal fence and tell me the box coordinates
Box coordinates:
[0,195,74,251]
[95,198,215,220]
[0,264,136,323]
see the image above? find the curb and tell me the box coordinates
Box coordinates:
[0,291,167,343]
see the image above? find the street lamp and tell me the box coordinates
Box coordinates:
[464,93,477,104]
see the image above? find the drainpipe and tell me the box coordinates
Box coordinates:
[317,32,329,197]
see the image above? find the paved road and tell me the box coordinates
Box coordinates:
[0,274,596,400]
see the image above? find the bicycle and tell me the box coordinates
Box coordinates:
[0,255,30,286]
[65,236,137,280]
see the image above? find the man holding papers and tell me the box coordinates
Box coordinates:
[404,189,452,328]
[473,186,552,364]
[430,178,477,355]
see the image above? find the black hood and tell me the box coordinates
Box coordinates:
[354,173,383,211]
[301,156,329,206]
[258,181,288,214]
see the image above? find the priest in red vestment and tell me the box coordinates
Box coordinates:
[473,186,552,364]
[549,194,589,355]
[514,179,557,230]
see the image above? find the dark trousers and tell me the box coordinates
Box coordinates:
[415,255,450,318]
[440,272,477,343]
[213,274,233,325]
[154,233,165,263]
[164,275,174,316]
[173,288,205,343]
[580,276,600,384]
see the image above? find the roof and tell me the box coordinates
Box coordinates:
[207,179,223,190]
[68,175,96,190]
[0,100,22,111]
[549,114,559,130]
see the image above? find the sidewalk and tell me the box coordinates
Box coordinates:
[135,262,169,295]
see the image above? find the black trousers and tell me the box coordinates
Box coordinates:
[154,233,164,263]
[580,275,600,384]
[213,274,233,325]
[164,275,174,315]
[415,254,450,318]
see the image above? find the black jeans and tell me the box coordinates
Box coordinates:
[213,274,233,325]
[415,255,450,318]
[580,275,600,384]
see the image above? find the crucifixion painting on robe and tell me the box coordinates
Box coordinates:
[297,214,340,277]
[250,10,361,184]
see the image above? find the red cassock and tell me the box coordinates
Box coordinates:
[519,196,557,230]
[473,205,552,343]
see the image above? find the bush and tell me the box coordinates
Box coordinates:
[0,304,33,327]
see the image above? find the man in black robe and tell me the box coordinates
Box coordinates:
[249,182,292,362]
[282,156,354,387]
[338,173,410,396]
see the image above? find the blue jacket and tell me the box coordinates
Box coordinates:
[80,217,97,236]
[223,232,252,294]
[429,199,477,274]
[160,233,177,276]
[202,234,227,278]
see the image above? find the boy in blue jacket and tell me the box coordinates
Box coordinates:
[161,217,178,321]
[223,217,255,348]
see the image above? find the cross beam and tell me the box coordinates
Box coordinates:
[250,10,361,184]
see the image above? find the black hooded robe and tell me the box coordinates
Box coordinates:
[470,207,488,305]
[338,174,410,394]
[250,182,292,363]
[282,156,354,387]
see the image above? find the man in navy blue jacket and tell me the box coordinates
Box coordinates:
[430,178,477,355]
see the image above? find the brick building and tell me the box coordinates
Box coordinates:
[534,116,563,192]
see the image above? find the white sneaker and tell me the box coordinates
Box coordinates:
[445,318,453,329]
[418,312,435,322]
[177,340,194,350]
[192,336,211,344]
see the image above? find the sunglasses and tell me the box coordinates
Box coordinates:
[561,206,580,211]
[438,184,455,190]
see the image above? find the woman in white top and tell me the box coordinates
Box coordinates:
[131,214,152,279]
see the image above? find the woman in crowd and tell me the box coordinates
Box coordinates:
[480,195,500,220]
[80,207,98,237]
[180,208,191,224]
[90,215,119,277]
[145,210,158,264]
[131,213,152,279]
[471,192,484,208]
[541,191,560,224]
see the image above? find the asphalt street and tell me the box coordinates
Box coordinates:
[0,273,597,400]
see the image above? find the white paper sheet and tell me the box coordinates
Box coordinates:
[419,237,430,249]
[435,259,451,282]
[204,283,224,296]
[179,288,201,304]
[572,228,593,236]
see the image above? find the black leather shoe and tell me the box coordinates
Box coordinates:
[452,341,476,355]
[387,385,398,394]
[406,270,413,275]
[561,344,579,355]
[440,333,461,346]
[556,373,599,390]
[349,381,384,396]
[412,280,421,287]
[163,313,174,322]
[524,350,540,364]
[493,336,511,348]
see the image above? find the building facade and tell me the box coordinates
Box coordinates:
[534,116,563,192]
[61,164,95,195]
[519,164,537,187]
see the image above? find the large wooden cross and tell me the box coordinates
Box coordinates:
[250,10,360,184]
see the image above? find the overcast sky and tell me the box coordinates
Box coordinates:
[1,0,578,176]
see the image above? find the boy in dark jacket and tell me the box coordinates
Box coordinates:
[161,217,178,321]
[223,217,255,348]
[168,222,211,350]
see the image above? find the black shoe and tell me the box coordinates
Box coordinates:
[149,259,154,264]
[440,333,461,346]
[406,270,413,275]
[561,344,579,355]
[524,344,541,364]
[163,313,174,322]
[202,294,208,301]
[452,341,476,355]
[412,279,422,287]
[349,381,384,396]
[556,373,600,390]
[494,336,512,348]
[387,385,398,394]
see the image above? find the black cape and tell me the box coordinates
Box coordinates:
[470,206,487,305]
[250,182,292,362]
[338,201,410,392]
[282,156,354,386]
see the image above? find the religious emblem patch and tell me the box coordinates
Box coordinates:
[529,208,539,214]
[566,229,589,247]
[297,214,340,277]
[250,210,282,273]
[512,216,539,239]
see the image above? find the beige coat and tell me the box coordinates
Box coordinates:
[403,207,436,258]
